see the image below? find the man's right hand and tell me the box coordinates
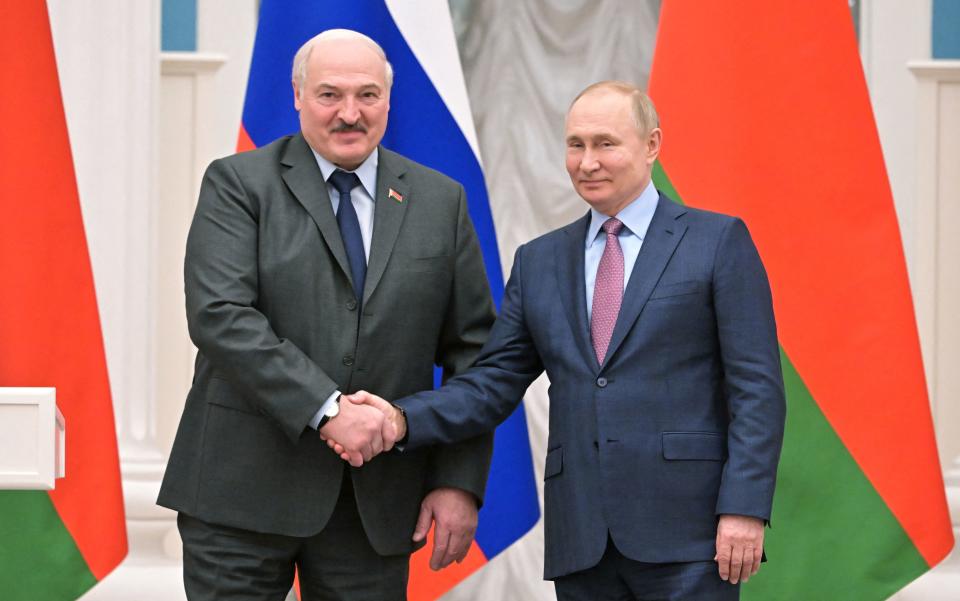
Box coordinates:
[348,391,407,442]
[318,398,386,467]
[323,391,406,464]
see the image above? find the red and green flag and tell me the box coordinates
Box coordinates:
[0,1,127,599]
[649,1,954,598]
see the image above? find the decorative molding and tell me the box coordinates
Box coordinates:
[909,59,960,80]
[160,51,228,74]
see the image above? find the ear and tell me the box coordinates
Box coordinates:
[292,80,303,112]
[646,128,663,164]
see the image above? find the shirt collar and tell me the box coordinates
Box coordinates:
[311,146,379,199]
[585,179,659,248]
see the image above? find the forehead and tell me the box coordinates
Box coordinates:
[305,39,386,87]
[565,90,633,135]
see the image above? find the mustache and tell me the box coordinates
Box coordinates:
[331,122,368,134]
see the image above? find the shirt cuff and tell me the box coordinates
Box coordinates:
[309,390,342,430]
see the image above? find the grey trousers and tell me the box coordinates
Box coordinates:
[178,475,409,601]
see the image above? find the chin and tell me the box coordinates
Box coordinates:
[332,150,368,167]
[579,192,609,208]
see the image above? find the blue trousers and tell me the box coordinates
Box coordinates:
[554,536,739,601]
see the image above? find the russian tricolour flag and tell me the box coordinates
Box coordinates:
[238,2,540,599]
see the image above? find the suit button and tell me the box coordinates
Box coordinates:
[346,300,358,311]
[596,377,607,388]
[342,354,355,366]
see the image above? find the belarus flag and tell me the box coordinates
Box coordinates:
[238,2,541,599]
[649,1,953,599]
[0,1,127,600]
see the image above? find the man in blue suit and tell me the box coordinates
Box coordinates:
[336,81,786,600]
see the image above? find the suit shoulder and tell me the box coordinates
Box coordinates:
[208,135,293,171]
[201,136,294,189]
[518,215,588,257]
[673,199,747,233]
[381,147,461,193]
[671,198,733,221]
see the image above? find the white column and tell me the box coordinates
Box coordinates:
[81,50,232,601]
[891,59,960,600]
[44,0,187,599]
[60,0,255,596]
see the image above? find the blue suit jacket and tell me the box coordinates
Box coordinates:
[397,193,786,579]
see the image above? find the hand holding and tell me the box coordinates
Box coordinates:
[318,395,386,467]
[414,488,478,570]
[323,391,407,462]
[714,514,765,584]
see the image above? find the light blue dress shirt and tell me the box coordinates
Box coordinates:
[308,149,379,429]
[584,180,659,322]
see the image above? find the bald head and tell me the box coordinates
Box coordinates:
[570,81,659,136]
[292,29,394,93]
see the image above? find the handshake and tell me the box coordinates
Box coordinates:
[318,391,407,467]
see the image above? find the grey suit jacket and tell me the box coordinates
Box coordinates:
[158,133,495,555]
[397,195,786,578]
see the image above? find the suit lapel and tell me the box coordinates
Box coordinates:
[280,134,354,287]
[603,194,688,368]
[363,147,409,304]
[555,213,599,371]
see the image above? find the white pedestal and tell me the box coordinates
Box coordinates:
[0,387,64,490]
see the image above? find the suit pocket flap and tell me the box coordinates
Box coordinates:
[544,446,563,479]
[206,377,260,415]
[661,432,726,461]
[649,280,704,300]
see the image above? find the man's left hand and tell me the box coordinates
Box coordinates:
[413,487,478,571]
[714,514,764,584]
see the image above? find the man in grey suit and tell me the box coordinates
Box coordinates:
[338,81,786,600]
[158,29,495,601]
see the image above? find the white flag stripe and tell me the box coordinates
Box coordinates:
[384,0,484,164]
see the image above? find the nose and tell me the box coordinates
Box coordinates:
[338,96,361,124]
[580,149,600,173]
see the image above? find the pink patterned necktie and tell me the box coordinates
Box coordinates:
[591,218,625,364]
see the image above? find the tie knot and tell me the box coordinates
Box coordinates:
[329,169,360,195]
[602,218,624,236]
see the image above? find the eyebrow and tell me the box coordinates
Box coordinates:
[566,132,619,143]
[313,81,383,92]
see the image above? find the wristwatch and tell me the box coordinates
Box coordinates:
[317,394,341,429]
[391,402,409,446]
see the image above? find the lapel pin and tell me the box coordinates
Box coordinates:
[388,188,404,203]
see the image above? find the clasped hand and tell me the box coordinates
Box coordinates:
[318,391,405,466]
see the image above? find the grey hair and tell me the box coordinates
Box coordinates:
[292,29,394,91]
[571,80,660,134]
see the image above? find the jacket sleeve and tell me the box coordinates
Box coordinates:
[711,217,787,521]
[185,158,337,444]
[399,241,545,457]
